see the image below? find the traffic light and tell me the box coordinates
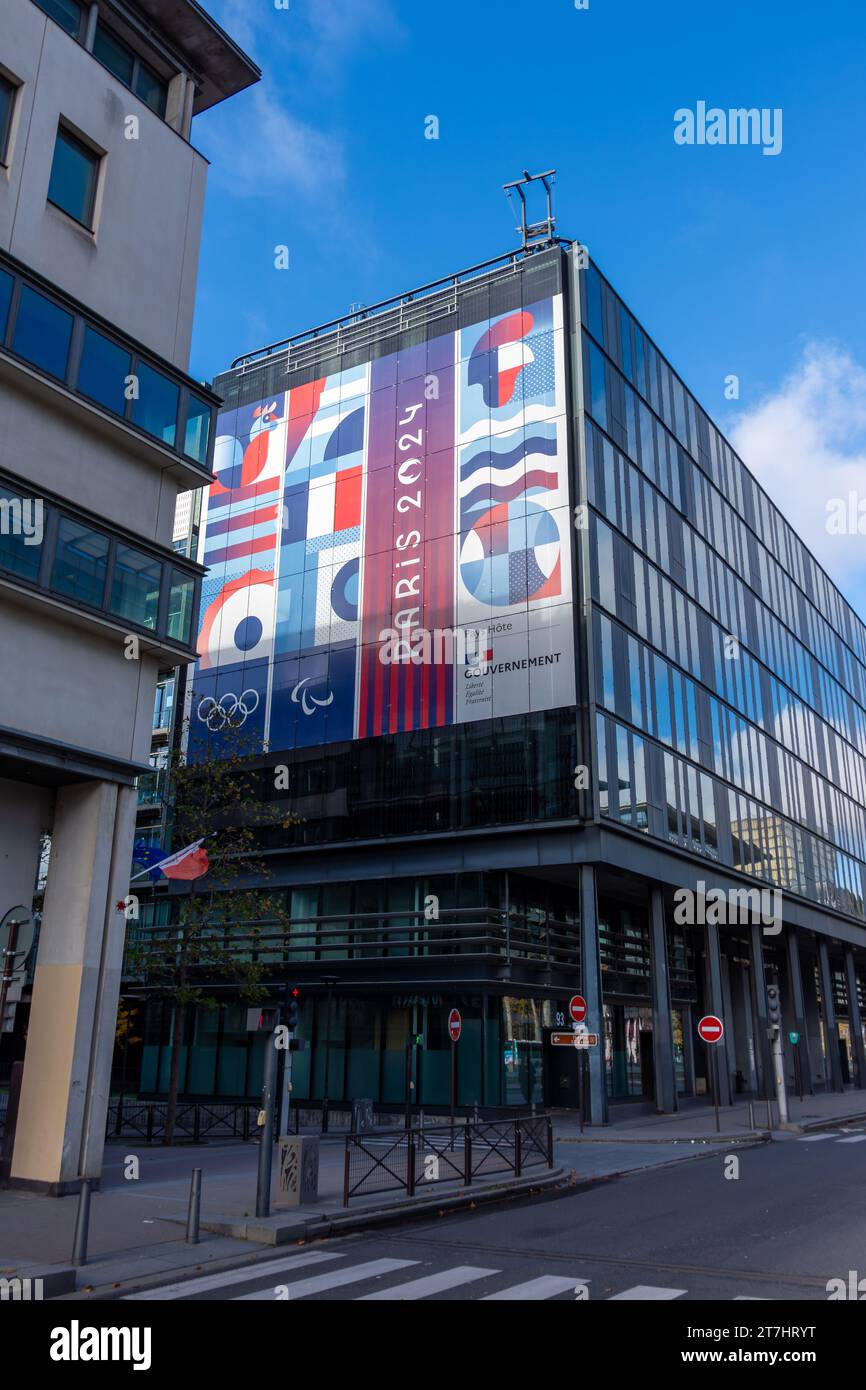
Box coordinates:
[766,983,782,1029]
[286,986,300,1032]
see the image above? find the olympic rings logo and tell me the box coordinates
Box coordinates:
[197,689,260,732]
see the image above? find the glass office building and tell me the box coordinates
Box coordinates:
[130,242,866,1119]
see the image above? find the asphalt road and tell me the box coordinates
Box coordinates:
[127,1126,866,1302]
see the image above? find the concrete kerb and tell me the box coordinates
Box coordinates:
[555,1132,768,1145]
[785,1109,866,1136]
[170,1165,569,1246]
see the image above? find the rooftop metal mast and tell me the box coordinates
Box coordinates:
[503,168,557,249]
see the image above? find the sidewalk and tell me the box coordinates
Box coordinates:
[553,1088,866,1142]
[3,1089,862,1298]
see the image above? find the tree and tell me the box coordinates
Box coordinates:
[128,715,299,1145]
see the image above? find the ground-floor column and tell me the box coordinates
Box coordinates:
[787,929,815,1094]
[580,864,608,1125]
[844,948,866,1090]
[749,923,774,1099]
[11,779,137,1191]
[817,938,844,1093]
[649,886,677,1113]
[704,921,732,1105]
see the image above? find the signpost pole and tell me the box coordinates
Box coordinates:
[698,1016,724,1134]
[447,1009,461,1149]
[579,1050,585,1134]
[450,1038,456,1148]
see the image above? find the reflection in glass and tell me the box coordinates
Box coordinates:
[48,128,98,227]
[133,363,179,447]
[184,394,212,465]
[13,286,73,380]
[168,569,194,643]
[0,488,42,581]
[111,544,161,629]
[77,326,131,415]
[52,517,108,607]
[0,267,13,340]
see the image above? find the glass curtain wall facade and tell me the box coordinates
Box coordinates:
[578,251,866,920]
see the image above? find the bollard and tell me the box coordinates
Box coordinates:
[748,1101,755,1131]
[71,1179,91,1268]
[186,1168,202,1244]
[766,1098,773,1131]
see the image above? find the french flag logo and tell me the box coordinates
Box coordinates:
[465,634,493,665]
[467,311,534,409]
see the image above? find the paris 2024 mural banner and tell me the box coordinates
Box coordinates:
[191,291,576,757]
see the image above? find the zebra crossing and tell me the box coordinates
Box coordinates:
[124,1249,770,1302]
[797,1130,866,1143]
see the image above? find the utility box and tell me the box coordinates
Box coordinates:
[275,1136,319,1208]
[351,1098,375,1133]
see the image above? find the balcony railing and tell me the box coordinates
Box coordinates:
[127,905,581,973]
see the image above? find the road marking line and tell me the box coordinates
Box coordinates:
[797,1134,837,1141]
[609,1285,686,1300]
[734,1296,768,1300]
[235,1258,418,1301]
[837,1135,866,1144]
[124,1249,343,1300]
[358,1265,498,1300]
[482,1276,583,1301]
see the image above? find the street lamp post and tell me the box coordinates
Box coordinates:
[320,975,338,1133]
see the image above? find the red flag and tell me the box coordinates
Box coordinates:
[161,843,210,881]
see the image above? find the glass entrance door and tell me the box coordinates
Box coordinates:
[604,1003,654,1098]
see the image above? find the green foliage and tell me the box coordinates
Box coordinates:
[128,715,300,1014]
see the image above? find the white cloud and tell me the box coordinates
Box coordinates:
[728,342,866,611]
[209,87,345,198]
[198,0,400,200]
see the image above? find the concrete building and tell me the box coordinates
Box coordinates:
[0,0,257,1190]
[128,236,866,1125]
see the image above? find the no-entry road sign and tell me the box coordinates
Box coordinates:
[698,1014,724,1044]
[448,1008,462,1043]
[569,995,587,1024]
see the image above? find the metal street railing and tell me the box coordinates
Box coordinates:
[342,1114,553,1206]
[106,1098,259,1143]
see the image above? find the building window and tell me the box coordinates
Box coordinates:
[153,677,175,731]
[167,569,195,643]
[0,74,16,166]
[51,517,109,607]
[110,544,161,629]
[34,0,83,37]
[77,326,132,415]
[0,487,42,582]
[93,21,168,119]
[0,267,13,340]
[93,23,135,87]
[12,285,73,380]
[48,125,99,228]
[133,363,179,448]
[135,65,167,119]
[184,393,212,464]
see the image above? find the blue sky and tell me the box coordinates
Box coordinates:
[191,0,866,617]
